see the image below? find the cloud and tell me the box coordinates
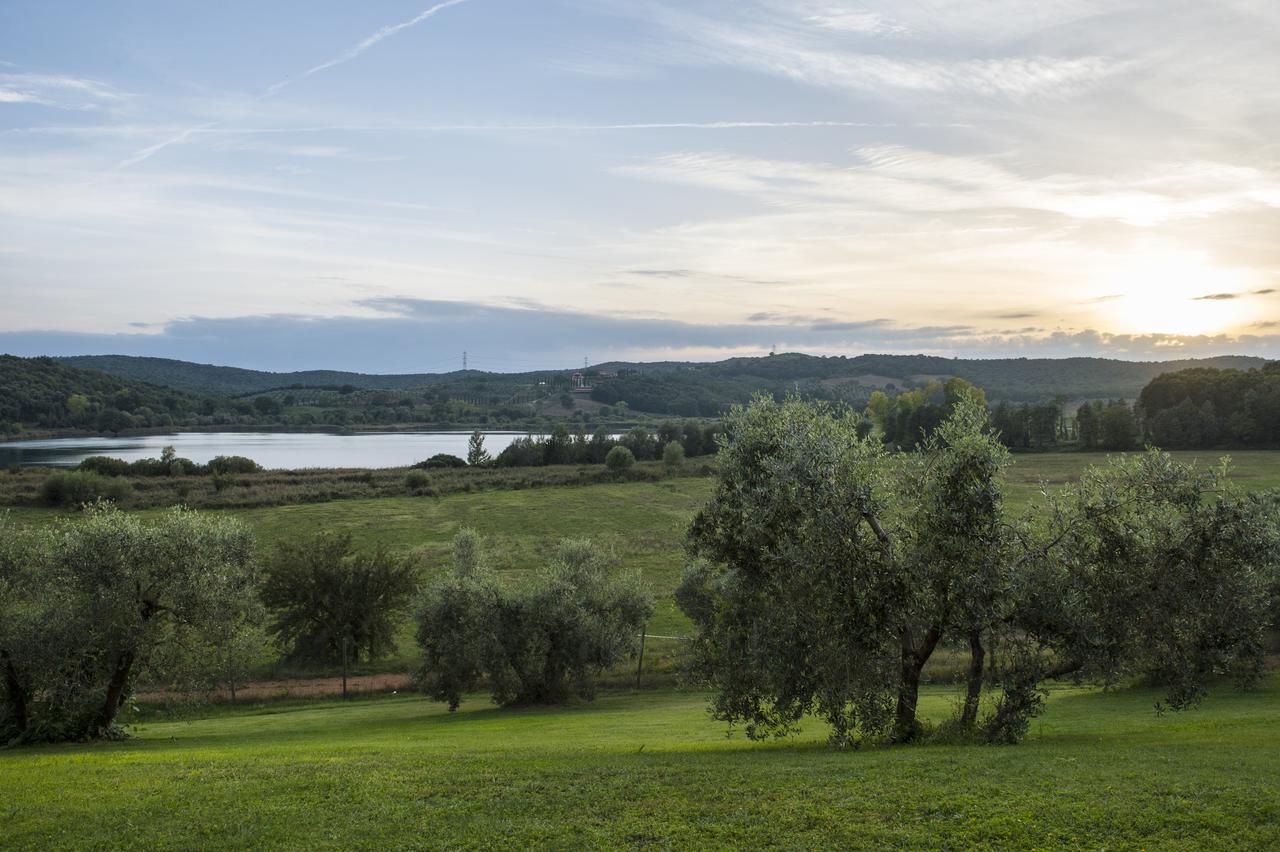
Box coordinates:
[618,146,1280,227]
[0,72,126,110]
[1193,288,1277,301]
[4,298,1277,373]
[264,0,473,97]
[610,1,1125,99]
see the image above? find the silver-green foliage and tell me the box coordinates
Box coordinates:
[1018,453,1276,709]
[679,393,1279,747]
[416,531,654,710]
[0,506,257,743]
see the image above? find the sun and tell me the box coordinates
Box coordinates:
[1096,250,1251,336]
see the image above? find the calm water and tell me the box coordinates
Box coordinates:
[0,432,536,470]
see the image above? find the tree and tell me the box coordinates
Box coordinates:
[466,429,491,466]
[414,530,501,710]
[416,533,653,709]
[678,395,1278,747]
[680,395,903,744]
[260,532,418,664]
[1014,453,1275,711]
[1098,401,1138,450]
[662,440,685,472]
[0,506,257,743]
[605,445,635,473]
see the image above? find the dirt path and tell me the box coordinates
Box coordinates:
[137,672,414,703]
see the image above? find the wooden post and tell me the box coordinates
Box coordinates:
[227,642,236,704]
[635,627,647,690]
[341,635,349,700]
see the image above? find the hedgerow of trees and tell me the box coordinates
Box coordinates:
[678,394,1278,746]
[1138,363,1280,448]
[492,421,719,468]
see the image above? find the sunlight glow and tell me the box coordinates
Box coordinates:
[1095,251,1252,336]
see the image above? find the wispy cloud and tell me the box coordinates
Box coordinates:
[618,146,1280,227]
[605,1,1125,99]
[1193,288,1276,301]
[264,0,473,97]
[0,72,126,110]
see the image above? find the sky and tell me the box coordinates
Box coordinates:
[2,0,1279,373]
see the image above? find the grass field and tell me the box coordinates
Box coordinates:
[6,450,1279,678]
[3,451,1279,847]
[1,677,1277,848]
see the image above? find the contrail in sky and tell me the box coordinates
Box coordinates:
[264,0,472,97]
[117,1,471,168]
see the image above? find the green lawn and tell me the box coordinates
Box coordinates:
[2,677,1277,848]
[3,451,1279,847]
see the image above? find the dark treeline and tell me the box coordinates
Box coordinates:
[493,421,719,467]
[1137,363,1280,448]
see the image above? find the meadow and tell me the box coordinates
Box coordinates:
[3,450,1280,848]
[5,450,1280,678]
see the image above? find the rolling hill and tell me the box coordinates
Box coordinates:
[57,352,1270,407]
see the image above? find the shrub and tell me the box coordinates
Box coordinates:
[605,445,635,473]
[76,456,130,477]
[207,455,261,475]
[39,471,131,507]
[405,469,431,492]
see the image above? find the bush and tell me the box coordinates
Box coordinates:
[416,533,653,710]
[128,456,201,477]
[405,469,431,492]
[39,471,131,507]
[605,445,635,473]
[207,455,261,475]
[416,453,467,469]
[662,440,685,471]
[76,456,130,477]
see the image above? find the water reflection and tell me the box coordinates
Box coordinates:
[0,432,532,470]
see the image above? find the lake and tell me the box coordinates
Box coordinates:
[0,431,538,470]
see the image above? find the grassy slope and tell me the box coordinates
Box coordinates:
[1,679,1277,848]
[3,451,1279,847]
[6,450,1279,671]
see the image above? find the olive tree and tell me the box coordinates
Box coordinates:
[414,529,502,710]
[0,506,257,743]
[1015,453,1276,711]
[416,532,653,709]
[679,395,906,744]
[679,395,1278,747]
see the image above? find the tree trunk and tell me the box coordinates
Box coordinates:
[893,627,942,742]
[960,629,985,728]
[95,649,136,733]
[1,650,29,734]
